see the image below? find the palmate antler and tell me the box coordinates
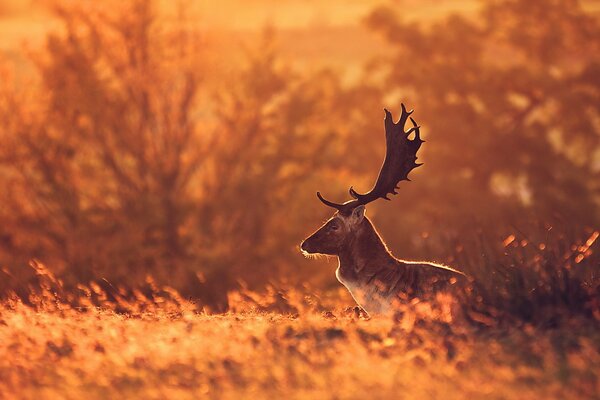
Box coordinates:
[317,104,424,215]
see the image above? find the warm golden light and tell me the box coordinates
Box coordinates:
[0,1,599,398]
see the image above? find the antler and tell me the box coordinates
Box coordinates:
[317,104,424,215]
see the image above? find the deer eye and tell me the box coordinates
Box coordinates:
[330,223,340,231]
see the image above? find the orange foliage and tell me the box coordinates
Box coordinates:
[1,2,600,398]
[0,0,598,312]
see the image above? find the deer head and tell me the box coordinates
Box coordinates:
[301,104,423,256]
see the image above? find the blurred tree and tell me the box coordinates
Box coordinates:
[1,0,598,307]
[194,31,356,299]
[0,3,359,305]
[0,0,207,288]
[360,0,600,254]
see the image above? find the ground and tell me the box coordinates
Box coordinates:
[1,302,598,399]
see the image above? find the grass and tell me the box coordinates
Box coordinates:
[0,303,598,399]
[0,229,598,399]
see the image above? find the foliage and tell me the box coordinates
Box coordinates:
[0,0,207,289]
[0,2,353,305]
[362,0,600,237]
[1,1,599,398]
[0,0,598,312]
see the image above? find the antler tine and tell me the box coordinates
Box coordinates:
[407,117,424,155]
[316,192,345,211]
[398,103,414,126]
[406,118,421,136]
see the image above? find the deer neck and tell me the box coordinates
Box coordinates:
[337,217,394,280]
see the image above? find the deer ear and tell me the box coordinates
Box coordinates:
[351,205,366,224]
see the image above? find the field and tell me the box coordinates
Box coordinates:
[1,301,598,399]
[1,0,600,398]
[1,258,599,400]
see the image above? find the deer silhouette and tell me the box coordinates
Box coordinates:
[301,105,466,316]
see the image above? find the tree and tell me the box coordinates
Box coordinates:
[194,32,355,297]
[0,4,360,306]
[359,0,600,250]
[0,0,207,287]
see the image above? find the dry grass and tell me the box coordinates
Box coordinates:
[0,292,598,399]
[1,227,599,400]
[1,1,598,398]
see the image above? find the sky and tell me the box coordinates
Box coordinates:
[1,0,599,79]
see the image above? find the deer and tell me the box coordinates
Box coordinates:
[300,105,466,316]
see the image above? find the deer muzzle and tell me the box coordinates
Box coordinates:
[300,239,314,254]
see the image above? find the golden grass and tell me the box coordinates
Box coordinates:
[1,299,598,400]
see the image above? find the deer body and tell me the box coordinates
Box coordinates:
[301,105,466,316]
[302,210,464,316]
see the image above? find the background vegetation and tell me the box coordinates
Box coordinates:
[1,0,598,309]
[0,1,599,398]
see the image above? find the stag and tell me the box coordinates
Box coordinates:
[301,105,465,316]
